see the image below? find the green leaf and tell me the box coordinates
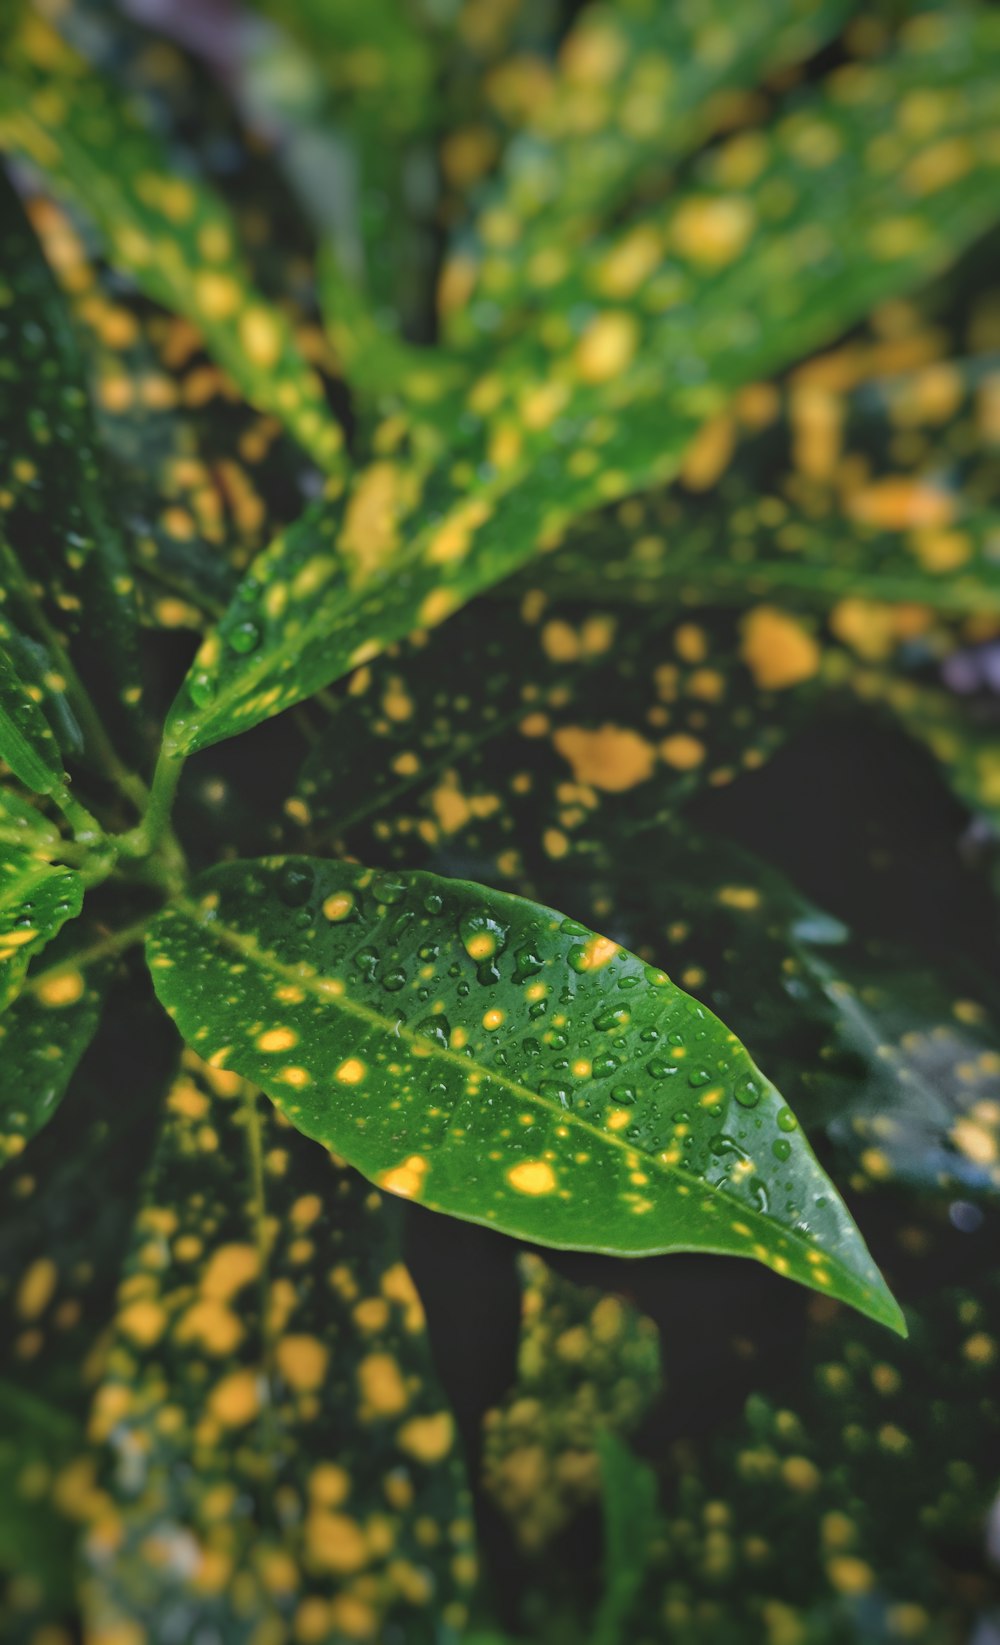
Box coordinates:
[293,595,816,873]
[592,1431,659,1645]
[146,857,905,1333]
[0,782,60,854]
[84,1054,476,1643]
[0,17,345,473]
[0,846,82,1016]
[163,10,1000,756]
[483,1253,661,1552]
[0,169,143,750]
[441,0,855,345]
[0,640,68,798]
[527,354,1000,614]
[0,929,109,1161]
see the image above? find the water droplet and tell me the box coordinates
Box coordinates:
[772,1138,791,1161]
[734,1073,761,1109]
[776,1107,798,1133]
[611,1084,637,1105]
[528,999,547,1020]
[567,946,588,974]
[423,892,443,915]
[559,918,589,937]
[355,945,379,981]
[389,909,414,943]
[647,1057,677,1079]
[512,944,544,982]
[189,672,215,708]
[416,1014,450,1049]
[593,1006,629,1032]
[459,908,509,963]
[228,620,260,654]
[539,1080,571,1107]
[618,975,639,991]
[592,1052,621,1079]
[278,863,313,907]
[687,1067,712,1087]
[548,1030,569,1051]
[372,874,406,905]
[381,969,407,993]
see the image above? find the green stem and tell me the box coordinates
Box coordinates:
[50,785,105,846]
[116,748,187,892]
[25,914,152,990]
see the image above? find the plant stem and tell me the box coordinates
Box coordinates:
[116,748,188,892]
[51,785,105,846]
[25,914,152,990]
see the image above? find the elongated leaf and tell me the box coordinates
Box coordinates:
[146,857,904,1332]
[0,782,59,853]
[0,170,143,748]
[592,1431,658,1645]
[0,845,82,1015]
[0,927,109,1162]
[441,0,854,345]
[483,1253,661,1552]
[85,1053,476,1643]
[531,354,1000,613]
[164,11,1000,756]
[0,17,345,473]
[0,641,68,798]
[294,595,816,874]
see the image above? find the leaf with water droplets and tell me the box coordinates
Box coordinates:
[0,844,83,1016]
[0,643,69,802]
[146,858,905,1333]
[0,18,345,474]
[84,1053,476,1643]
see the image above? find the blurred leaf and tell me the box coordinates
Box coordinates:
[0,976,173,1638]
[530,354,1000,614]
[0,16,345,473]
[0,847,83,1016]
[0,642,70,800]
[0,169,143,754]
[441,0,855,343]
[0,923,110,1162]
[294,595,817,876]
[483,1253,660,1552]
[592,1430,659,1645]
[164,10,1000,756]
[146,857,903,1330]
[84,1053,476,1643]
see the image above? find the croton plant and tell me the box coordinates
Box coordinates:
[1,0,999,1641]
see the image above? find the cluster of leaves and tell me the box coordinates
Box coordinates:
[1,0,1000,1640]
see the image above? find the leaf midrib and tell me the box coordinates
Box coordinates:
[161,892,861,1281]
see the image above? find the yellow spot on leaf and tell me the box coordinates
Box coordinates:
[336,1059,366,1085]
[553,724,655,791]
[507,1160,556,1196]
[741,607,821,690]
[257,1027,297,1053]
[209,1368,261,1427]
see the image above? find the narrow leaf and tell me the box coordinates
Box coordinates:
[0,170,143,747]
[0,641,68,798]
[146,858,905,1333]
[0,18,345,472]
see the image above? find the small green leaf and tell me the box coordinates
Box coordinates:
[592,1430,659,1645]
[146,857,904,1333]
[0,171,143,750]
[0,18,345,473]
[85,1055,476,1643]
[0,932,108,1159]
[0,847,82,1015]
[0,640,68,798]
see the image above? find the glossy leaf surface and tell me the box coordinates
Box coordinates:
[0,18,345,473]
[0,170,143,750]
[86,1053,476,1644]
[146,858,903,1331]
[164,10,1000,755]
[0,848,82,1015]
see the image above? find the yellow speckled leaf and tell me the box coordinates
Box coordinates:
[145,857,904,1332]
[0,17,345,473]
[84,1053,476,1645]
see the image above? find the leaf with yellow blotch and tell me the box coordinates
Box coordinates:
[84,1054,476,1645]
[145,858,905,1333]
